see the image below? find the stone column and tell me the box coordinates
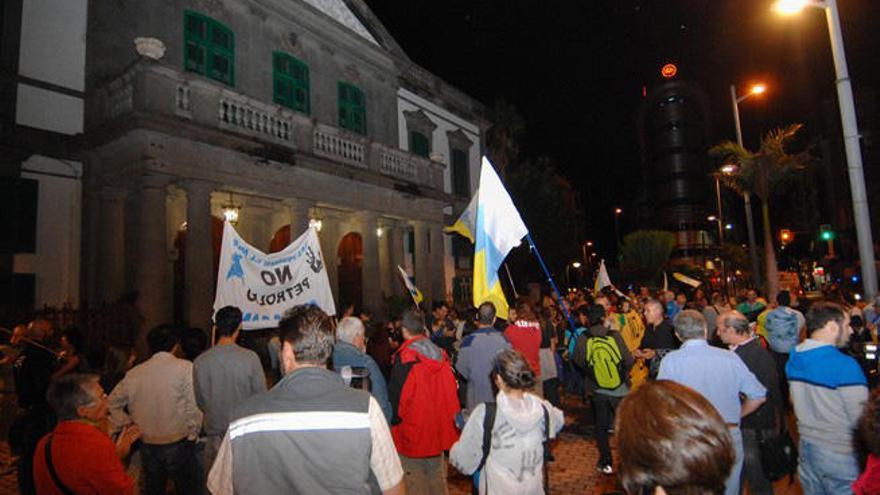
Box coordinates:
[135,175,170,332]
[98,187,127,304]
[319,213,340,304]
[185,179,215,328]
[429,223,446,303]
[413,220,431,304]
[389,221,406,297]
[287,197,312,240]
[358,212,381,314]
[378,219,392,298]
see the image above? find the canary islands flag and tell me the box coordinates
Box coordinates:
[397,265,423,304]
[444,190,478,243]
[473,157,528,319]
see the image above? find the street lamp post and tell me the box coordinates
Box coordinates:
[614,208,622,252]
[775,0,878,298]
[729,84,765,288]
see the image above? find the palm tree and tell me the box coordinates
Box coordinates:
[709,124,811,303]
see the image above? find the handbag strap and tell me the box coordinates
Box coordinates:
[44,434,76,495]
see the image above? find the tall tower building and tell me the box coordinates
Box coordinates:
[637,72,713,261]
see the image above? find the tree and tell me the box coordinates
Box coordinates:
[709,124,812,303]
[505,157,581,288]
[619,230,676,286]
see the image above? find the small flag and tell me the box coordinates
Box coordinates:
[473,157,528,320]
[594,259,612,296]
[444,190,478,243]
[397,265,423,304]
[673,272,702,288]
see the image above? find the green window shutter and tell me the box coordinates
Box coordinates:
[272,52,309,113]
[338,82,366,135]
[183,11,234,87]
[410,131,430,158]
[452,149,470,197]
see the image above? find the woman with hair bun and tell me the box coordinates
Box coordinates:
[616,380,735,495]
[450,349,564,494]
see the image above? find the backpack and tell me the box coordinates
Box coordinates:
[585,335,623,390]
[473,402,550,495]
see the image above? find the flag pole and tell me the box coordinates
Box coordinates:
[503,263,519,298]
[526,234,577,331]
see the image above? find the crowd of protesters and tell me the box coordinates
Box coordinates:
[3,280,880,494]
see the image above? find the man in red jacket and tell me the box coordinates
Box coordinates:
[389,309,460,495]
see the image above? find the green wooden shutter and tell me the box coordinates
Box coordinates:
[272,52,309,113]
[338,82,366,135]
[410,131,430,157]
[183,11,234,87]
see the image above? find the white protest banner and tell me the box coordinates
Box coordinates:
[213,221,336,329]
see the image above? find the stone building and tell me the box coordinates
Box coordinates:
[77,0,488,329]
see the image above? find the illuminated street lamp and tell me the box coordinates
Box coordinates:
[613,208,623,251]
[774,0,877,298]
[221,192,241,225]
[729,82,766,287]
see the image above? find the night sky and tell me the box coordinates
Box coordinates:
[367,0,880,258]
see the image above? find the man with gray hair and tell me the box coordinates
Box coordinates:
[33,374,142,494]
[333,316,392,422]
[659,309,767,495]
[717,311,783,494]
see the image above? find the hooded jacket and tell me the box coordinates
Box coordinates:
[450,391,564,495]
[389,336,460,457]
[786,339,867,454]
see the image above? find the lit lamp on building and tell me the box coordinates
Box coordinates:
[376,226,384,238]
[221,192,241,225]
[309,218,323,232]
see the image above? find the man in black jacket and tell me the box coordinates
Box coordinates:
[717,311,782,495]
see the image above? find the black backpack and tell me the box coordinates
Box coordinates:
[473,402,552,494]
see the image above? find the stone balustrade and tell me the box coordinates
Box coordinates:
[89,60,446,191]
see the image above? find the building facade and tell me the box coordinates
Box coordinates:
[0,0,87,310]
[7,0,489,329]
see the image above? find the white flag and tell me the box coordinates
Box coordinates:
[213,222,336,330]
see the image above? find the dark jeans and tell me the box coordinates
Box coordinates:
[591,393,620,466]
[141,438,203,495]
[741,428,775,495]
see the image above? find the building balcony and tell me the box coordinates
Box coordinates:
[88,60,445,191]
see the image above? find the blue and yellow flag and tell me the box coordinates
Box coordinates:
[397,265,423,304]
[473,157,528,319]
[444,190,478,243]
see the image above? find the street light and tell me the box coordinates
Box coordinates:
[729,82,765,288]
[774,0,877,298]
[613,208,623,252]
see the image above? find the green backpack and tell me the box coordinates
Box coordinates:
[585,335,623,390]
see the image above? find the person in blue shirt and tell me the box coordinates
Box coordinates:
[658,310,767,495]
[333,316,392,422]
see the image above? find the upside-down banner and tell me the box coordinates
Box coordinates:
[213,221,336,329]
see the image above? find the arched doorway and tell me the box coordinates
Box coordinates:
[173,216,224,324]
[269,225,291,253]
[338,232,363,313]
